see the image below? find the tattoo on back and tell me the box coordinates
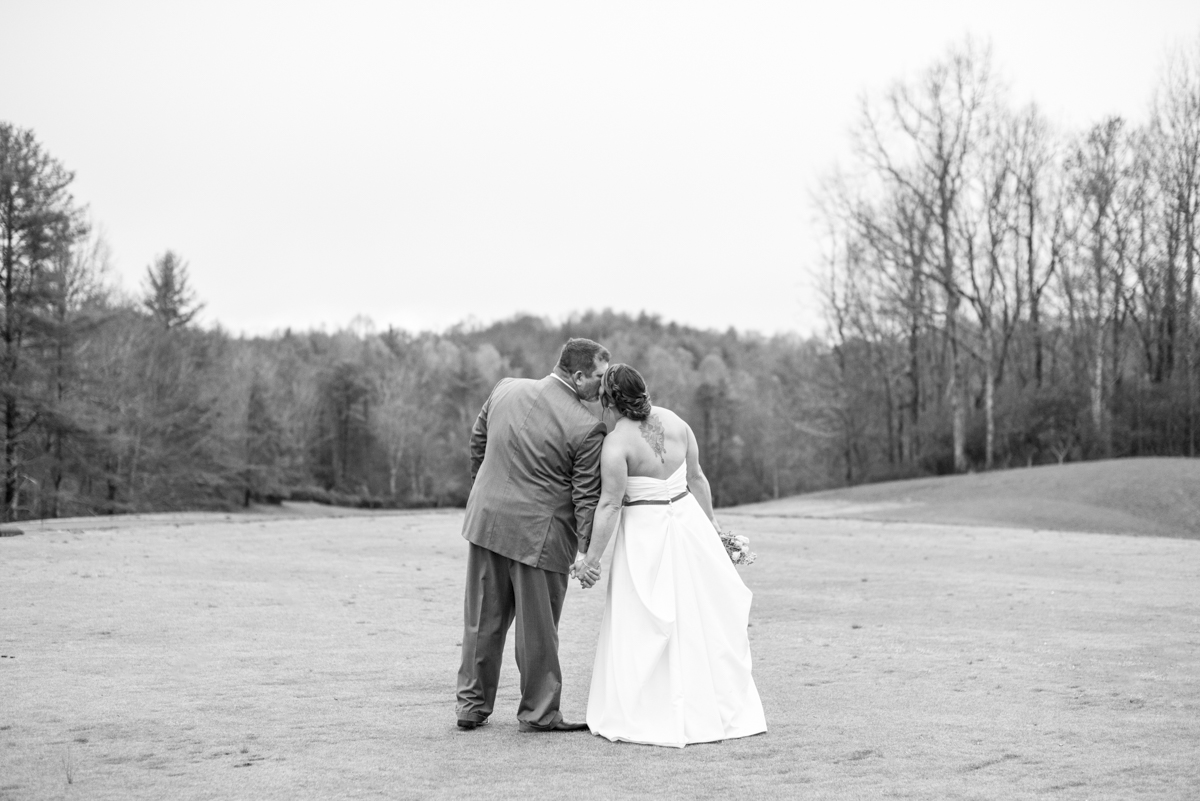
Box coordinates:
[640,414,666,462]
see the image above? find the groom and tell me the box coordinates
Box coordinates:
[455,337,610,732]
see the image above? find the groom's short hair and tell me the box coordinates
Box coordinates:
[558,338,610,375]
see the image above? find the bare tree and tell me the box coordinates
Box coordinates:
[854,38,995,472]
[958,105,1024,468]
[1150,36,1200,452]
[1011,104,1068,389]
[1062,117,1129,455]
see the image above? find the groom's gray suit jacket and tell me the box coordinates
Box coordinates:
[461,375,606,574]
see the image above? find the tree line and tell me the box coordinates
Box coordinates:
[7,35,1198,520]
[816,36,1200,482]
[0,131,842,520]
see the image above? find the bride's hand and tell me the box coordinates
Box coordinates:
[576,555,601,589]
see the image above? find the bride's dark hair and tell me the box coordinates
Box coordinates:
[602,364,652,421]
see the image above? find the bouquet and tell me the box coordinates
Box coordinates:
[718,528,756,566]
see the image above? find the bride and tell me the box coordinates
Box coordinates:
[575,363,767,747]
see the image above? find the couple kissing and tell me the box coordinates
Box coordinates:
[455,337,766,748]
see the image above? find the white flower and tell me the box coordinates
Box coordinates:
[735,536,749,546]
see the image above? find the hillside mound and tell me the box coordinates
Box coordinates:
[732,457,1200,539]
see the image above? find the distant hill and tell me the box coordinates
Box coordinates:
[732,457,1200,539]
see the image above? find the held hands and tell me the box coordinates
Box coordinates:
[571,555,602,589]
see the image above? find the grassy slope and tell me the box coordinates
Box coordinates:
[734,457,1200,539]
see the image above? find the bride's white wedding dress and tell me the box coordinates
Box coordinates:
[585,462,767,747]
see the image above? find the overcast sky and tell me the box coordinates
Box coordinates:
[4,1,1200,338]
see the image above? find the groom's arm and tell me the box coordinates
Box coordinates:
[469,379,514,482]
[468,400,492,483]
[569,421,607,553]
[468,410,487,482]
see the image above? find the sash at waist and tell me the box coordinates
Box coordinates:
[622,489,690,507]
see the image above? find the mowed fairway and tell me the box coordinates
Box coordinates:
[3,480,1199,799]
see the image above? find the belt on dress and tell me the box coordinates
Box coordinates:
[622,489,690,507]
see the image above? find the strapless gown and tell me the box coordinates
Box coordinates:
[585,462,767,747]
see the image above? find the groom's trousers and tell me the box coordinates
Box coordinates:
[456,543,569,727]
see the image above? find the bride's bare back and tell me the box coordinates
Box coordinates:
[585,398,720,574]
[610,405,689,479]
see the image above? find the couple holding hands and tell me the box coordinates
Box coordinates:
[455,338,766,748]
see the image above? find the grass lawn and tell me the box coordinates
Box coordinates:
[2,464,1199,799]
[738,457,1200,539]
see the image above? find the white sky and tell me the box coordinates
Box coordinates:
[4,1,1200,338]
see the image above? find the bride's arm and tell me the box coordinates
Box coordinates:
[684,424,719,531]
[580,438,627,578]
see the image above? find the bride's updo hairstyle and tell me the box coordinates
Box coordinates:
[603,364,653,421]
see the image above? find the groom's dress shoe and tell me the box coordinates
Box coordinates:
[456,718,487,730]
[518,720,589,733]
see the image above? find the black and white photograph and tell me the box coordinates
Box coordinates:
[3,1,1200,798]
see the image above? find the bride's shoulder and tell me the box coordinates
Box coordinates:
[648,405,687,431]
[649,405,679,421]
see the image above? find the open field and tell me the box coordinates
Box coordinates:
[3,468,1200,799]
